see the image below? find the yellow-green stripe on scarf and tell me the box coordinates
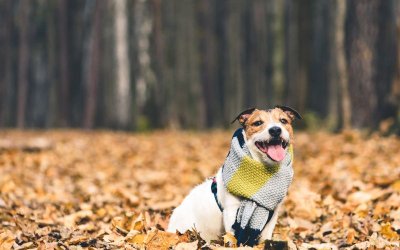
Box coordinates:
[222,129,294,246]
[226,145,293,199]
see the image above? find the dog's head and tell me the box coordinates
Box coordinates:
[232,106,302,165]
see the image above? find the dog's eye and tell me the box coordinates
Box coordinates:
[280,118,288,124]
[252,121,263,126]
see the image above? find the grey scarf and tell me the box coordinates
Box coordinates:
[222,129,293,246]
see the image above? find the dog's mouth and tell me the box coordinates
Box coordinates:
[255,138,288,162]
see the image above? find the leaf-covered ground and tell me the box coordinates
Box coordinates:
[0,130,399,249]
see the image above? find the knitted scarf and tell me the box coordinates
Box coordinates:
[222,129,294,246]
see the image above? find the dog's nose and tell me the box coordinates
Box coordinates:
[269,126,281,137]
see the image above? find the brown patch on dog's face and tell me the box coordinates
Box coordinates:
[242,108,295,140]
[233,107,301,163]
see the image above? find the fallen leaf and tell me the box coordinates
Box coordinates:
[0,231,14,250]
[380,222,399,241]
[299,242,338,250]
[175,240,198,250]
[223,232,237,247]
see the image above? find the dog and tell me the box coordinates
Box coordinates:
[167,106,301,245]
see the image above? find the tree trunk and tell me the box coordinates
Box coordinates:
[172,0,204,128]
[68,1,85,127]
[284,0,299,108]
[135,0,159,130]
[223,0,245,124]
[270,0,285,105]
[296,0,312,112]
[0,0,13,126]
[308,0,330,117]
[330,0,351,129]
[29,2,54,128]
[149,0,165,128]
[114,0,132,129]
[374,0,398,122]
[83,0,102,129]
[58,0,70,126]
[346,0,380,128]
[243,1,269,108]
[391,1,400,124]
[198,0,221,127]
[17,1,31,128]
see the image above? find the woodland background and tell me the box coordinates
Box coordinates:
[1,1,400,249]
[1,0,400,131]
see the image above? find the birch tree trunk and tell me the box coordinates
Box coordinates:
[135,0,155,109]
[114,0,132,129]
[332,0,351,129]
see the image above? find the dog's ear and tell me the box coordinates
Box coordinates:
[231,108,256,126]
[275,105,302,121]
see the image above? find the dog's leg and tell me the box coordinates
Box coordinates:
[216,173,241,235]
[223,207,238,235]
[259,202,282,242]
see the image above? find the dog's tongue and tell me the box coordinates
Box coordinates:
[266,144,285,162]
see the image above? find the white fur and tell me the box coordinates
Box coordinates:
[167,128,289,243]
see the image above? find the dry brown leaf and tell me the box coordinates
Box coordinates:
[175,240,198,250]
[143,229,181,249]
[223,232,237,247]
[346,228,356,245]
[58,210,93,228]
[368,232,399,249]
[380,222,399,241]
[126,232,146,245]
[0,231,14,250]
[299,242,338,250]
[37,241,58,250]
[111,212,145,235]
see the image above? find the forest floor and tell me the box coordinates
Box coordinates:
[0,130,399,249]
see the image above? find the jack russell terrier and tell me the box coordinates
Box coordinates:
[167,106,302,246]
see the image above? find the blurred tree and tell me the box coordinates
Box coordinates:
[58,0,70,126]
[29,1,54,127]
[243,1,269,109]
[222,0,245,123]
[308,0,330,118]
[392,1,400,127]
[198,0,221,127]
[83,0,102,129]
[346,0,380,128]
[175,0,205,128]
[284,0,299,111]
[270,1,285,105]
[375,0,398,123]
[113,0,132,129]
[330,0,351,129]
[16,0,30,128]
[147,0,165,127]
[0,0,14,127]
